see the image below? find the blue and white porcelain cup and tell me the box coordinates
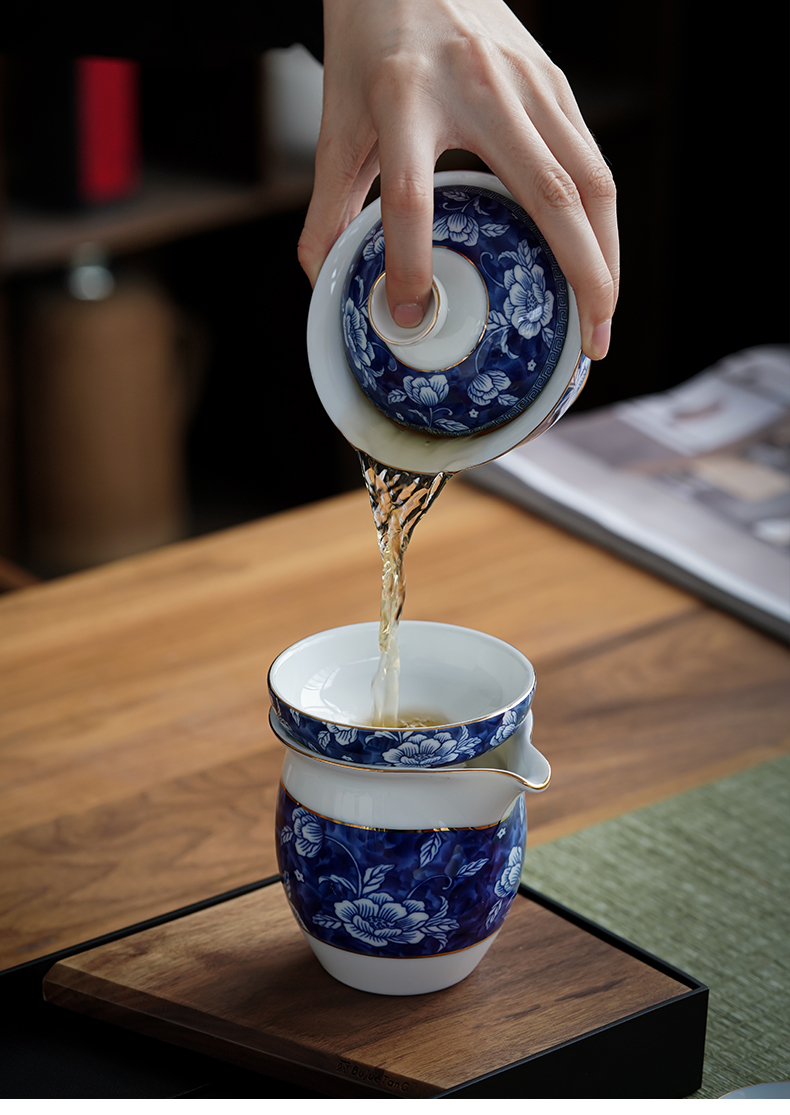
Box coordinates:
[308,170,590,474]
[268,621,550,994]
[267,620,537,767]
[274,716,550,995]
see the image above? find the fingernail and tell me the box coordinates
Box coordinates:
[393,303,425,329]
[589,320,612,360]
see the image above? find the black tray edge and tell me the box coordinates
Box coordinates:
[519,882,707,991]
[436,883,708,1098]
[2,876,709,1099]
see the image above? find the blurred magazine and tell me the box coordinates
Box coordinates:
[471,346,790,640]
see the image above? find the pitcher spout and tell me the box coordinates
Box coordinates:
[456,763,550,828]
[466,713,551,795]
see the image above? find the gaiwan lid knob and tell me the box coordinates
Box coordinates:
[341,181,577,438]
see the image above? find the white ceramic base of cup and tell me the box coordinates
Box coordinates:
[303,931,500,996]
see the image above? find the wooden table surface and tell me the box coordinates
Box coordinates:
[2,481,789,973]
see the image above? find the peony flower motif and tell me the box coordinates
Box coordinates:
[292,807,324,858]
[433,209,480,246]
[362,227,385,260]
[468,369,512,406]
[316,723,359,751]
[495,845,523,897]
[502,261,554,341]
[342,296,380,391]
[403,375,449,407]
[381,730,479,767]
[492,709,520,745]
[334,892,430,948]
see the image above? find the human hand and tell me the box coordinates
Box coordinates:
[298,0,618,361]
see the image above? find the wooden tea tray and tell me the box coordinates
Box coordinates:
[43,881,707,1098]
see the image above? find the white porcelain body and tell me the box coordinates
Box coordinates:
[307,170,587,473]
[279,730,547,828]
[276,734,549,995]
[305,933,501,997]
[268,620,536,767]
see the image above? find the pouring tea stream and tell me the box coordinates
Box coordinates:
[308,171,590,727]
[264,172,590,994]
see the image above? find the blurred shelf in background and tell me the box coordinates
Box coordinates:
[0,3,786,580]
[2,165,315,276]
[0,47,325,574]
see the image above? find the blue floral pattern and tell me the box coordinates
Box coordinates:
[276,787,527,958]
[342,278,397,395]
[341,185,569,436]
[269,683,535,767]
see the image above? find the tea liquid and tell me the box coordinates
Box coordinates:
[358,450,451,727]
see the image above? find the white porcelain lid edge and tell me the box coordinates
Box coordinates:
[307,170,583,474]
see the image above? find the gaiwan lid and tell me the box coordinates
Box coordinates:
[308,171,589,474]
[344,182,569,437]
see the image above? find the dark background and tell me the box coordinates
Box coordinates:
[3,0,788,547]
[165,0,790,530]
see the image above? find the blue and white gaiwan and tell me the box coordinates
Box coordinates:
[308,170,590,474]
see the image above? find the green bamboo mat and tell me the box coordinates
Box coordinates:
[522,754,790,1098]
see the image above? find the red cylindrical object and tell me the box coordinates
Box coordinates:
[76,57,141,205]
[6,56,141,209]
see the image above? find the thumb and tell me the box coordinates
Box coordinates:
[298,140,381,287]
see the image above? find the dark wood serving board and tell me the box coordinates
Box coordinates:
[43,882,706,1098]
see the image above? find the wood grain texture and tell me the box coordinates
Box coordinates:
[525,608,790,843]
[1,482,788,969]
[43,884,690,1098]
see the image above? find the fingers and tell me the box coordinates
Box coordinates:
[500,155,616,361]
[477,93,618,360]
[377,128,438,328]
[302,0,620,360]
[298,135,381,288]
[303,0,439,328]
[527,70,621,315]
